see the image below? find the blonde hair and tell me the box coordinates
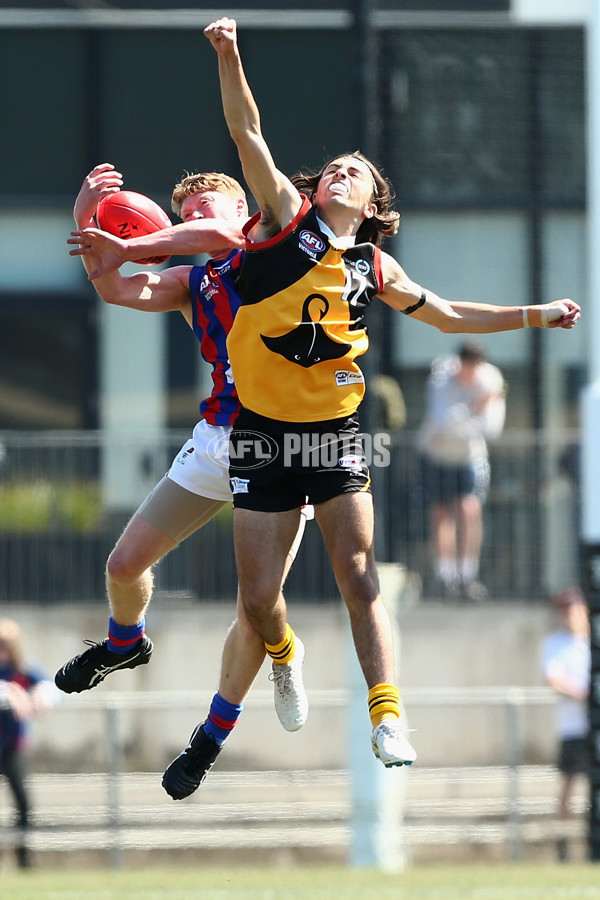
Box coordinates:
[171,172,248,217]
[0,618,25,671]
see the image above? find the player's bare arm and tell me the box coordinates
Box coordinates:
[68,219,245,280]
[204,17,301,237]
[72,232,193,322]
[378,250,581,332]
[87,266,193,321]
[73,163,123,230]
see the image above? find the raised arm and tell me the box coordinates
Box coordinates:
[71,164,192,320]
[68,219,245,280]
[378,250,581,332]
[71,161,245,279]
[73,162,123,230]
[204,17,301,236]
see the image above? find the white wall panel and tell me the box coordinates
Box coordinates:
[392,211,530,367]
[0,211,81,290]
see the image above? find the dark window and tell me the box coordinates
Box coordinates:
[0,31,88,198]
[0,28,356,205]
[538,30,585,205]
[166,300,201,428]
[0,294,97,429]
[381,28,584,209]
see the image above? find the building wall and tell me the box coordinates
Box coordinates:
[23,597,560,772]
[0,17,588,432]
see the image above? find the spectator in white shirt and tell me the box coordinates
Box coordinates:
[418,341,505,601]
[541,587,590,861]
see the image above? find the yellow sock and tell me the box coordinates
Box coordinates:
[368,683,400,728]
[264,623,295,666]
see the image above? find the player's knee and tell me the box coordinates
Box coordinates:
[239,584,281,620]
[234,616,264,649]
[106,546,146,586]
[337,562,379,606]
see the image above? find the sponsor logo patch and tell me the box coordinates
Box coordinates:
[299,230,326,258]
[175,446,195,465]
[338,454,363,473]
[335,370,365,386]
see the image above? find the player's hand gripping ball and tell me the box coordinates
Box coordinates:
[96,190,172,265]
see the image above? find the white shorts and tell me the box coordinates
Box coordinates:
[167,418,317,513]
[167,420,232,502]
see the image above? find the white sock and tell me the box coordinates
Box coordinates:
[437,558,458,584]
[459,558,478,583]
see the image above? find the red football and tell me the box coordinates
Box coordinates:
[96,190,172,265]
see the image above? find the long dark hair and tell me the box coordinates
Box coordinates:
[291,151,400,246]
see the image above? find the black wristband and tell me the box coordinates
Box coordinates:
[402,291,426,316]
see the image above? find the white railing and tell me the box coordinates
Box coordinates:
[0,427,582,602]
[0,686,587,867]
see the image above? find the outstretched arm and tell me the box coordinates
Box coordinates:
[378,250,580,332]
[72,163,126,287]
[73,162,123,231]
[88,265,193,321]
[71,164,192,319]
[68,219,245,280]
[71,161,244,278]
[204,17,301,236]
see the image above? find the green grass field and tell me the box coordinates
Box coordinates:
[1,864,600,900]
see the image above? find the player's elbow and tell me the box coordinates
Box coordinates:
[228,125,264,161]
[227,117,258,144]
[102,291,130,309]
[435,316,463,334]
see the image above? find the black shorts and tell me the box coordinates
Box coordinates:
[419,454,490,505]
[228,408,372,511]
[558,736,590,776]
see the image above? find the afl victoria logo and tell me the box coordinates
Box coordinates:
[299,230,326,254]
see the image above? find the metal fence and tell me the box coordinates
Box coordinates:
[0,687,588,867]
[0,428,581,604]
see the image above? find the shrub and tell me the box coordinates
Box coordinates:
[0,481,104,534]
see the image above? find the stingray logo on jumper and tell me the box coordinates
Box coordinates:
[299,230,326,258]
[261,294,350,368]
